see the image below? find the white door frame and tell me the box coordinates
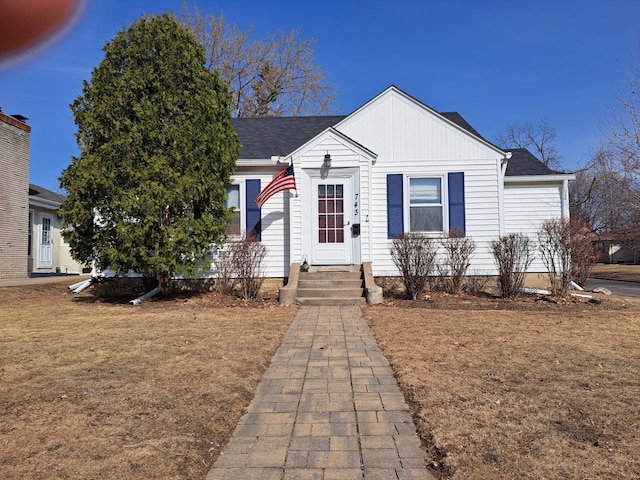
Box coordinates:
[37,212,54,268]
[303,168,361,266]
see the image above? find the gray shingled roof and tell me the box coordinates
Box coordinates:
[231,116,346,159]
[231,114,554,177]
[440,112,485,140]
[29,184,66,204]
[504,149,558,176]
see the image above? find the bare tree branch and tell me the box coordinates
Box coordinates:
[494,118,562,170]
[180,4,338,117]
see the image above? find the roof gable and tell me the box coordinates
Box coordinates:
[334,86,506,161]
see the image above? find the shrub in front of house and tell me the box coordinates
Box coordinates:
[538,219,594,297]
[225,234,267,300]
[434,230,476,295]
[390,233,438,300]
[491,233,534,299]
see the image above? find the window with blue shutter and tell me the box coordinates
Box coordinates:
[447,172,465,236]
[245,179,261,240]
[387,172,466,237]
[387,174,404,238]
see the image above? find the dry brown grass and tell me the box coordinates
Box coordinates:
[591,263,640,282]
[364,294,640,479]
[0,280,296,480]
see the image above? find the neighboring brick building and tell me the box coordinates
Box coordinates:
[0,111,31,279]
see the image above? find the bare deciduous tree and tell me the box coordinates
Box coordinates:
[180,5,338,118]
[494,118,562,170]
[604,40,640,176]
[570,148,639,236]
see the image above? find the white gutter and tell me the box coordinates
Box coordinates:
[236,158,281,167]
[505,174,575,183]
[29,197,62,209]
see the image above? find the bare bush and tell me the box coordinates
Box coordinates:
[436,231,476,294]
[538,219,594,297]
[212,246,235,295]
[568,219,596,287]
[390,233,438,300]
[538,220,572,297]
[225,234,267,300]
[491,233,535,298]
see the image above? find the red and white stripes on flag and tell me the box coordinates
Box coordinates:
[255,164,296,208]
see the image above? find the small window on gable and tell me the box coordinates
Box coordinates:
[408,177,443,232]
[225,184,241,236]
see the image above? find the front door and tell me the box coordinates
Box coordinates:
[312,178,352,264]
[37,213,53,268]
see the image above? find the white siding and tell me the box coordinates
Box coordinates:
[369,158,503,276]
[337,89,500,163]
[334,88,507,277]
[290,131,375,268]
[504,182,563,272]
[202,168,292,279]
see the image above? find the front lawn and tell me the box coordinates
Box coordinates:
[590,263,640,282]
[0,280,296,479]
[365,294,640,479]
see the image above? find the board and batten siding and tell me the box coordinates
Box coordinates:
[337,88,500,162]
[503,182,563,272]
[289,132,374,268]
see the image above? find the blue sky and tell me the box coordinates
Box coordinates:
[1,0,639,192]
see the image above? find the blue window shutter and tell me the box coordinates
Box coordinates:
[387,174,404,239]
[245,179,261,240]
[448,172,466,236]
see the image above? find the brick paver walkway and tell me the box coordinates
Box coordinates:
[206,305,434,480]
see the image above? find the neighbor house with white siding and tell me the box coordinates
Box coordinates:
[220,86,573,286]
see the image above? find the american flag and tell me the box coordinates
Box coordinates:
[255,164,296,208]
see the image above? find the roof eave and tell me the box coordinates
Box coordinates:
[505,174,576,183]
[29,196,62,209]
[236,158,283,167]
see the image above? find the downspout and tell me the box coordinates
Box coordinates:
[130,281,162,305]
[368,154,373,263]
[498,152,512,236]
[561,178,570,221]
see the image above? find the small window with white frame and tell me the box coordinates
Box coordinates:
[408,177,444,232]
[225,183,241,236]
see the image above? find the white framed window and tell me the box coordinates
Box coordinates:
[225,183,242,237]
[407,177,445,232]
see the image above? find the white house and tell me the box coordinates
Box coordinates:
[222,85,573,280]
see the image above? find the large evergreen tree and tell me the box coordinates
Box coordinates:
[59,14,240,293]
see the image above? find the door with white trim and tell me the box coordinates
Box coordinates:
[37,213,53,268]
[312,178,353,264]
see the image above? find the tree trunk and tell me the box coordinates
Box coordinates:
[160,272,171,295]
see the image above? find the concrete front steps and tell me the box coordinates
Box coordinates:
[296,265,365,306]
[279,262,383,306]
